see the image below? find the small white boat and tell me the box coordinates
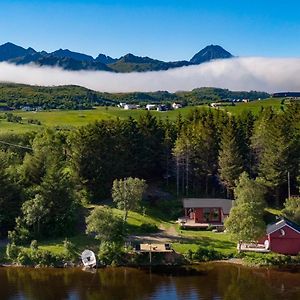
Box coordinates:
[81,250,97,268]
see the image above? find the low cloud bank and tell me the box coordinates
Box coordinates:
[1,57,300,93]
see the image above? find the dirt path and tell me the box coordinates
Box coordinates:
[128,223,181,244]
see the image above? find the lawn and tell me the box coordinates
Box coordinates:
[172,226,236,255]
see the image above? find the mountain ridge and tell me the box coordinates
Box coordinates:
[0,43,233,72]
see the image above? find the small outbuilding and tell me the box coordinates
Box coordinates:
[261,218,300,255]
[179,198,234,228]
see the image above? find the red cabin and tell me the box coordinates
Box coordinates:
[261,219,300,255]
[181,198,234,228]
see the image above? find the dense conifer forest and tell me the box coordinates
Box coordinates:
[0,101,299,243]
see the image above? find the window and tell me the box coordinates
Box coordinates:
[212,208,220,222]
[280,229,285,236]
[204,208,210,222]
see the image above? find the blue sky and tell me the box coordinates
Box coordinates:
[1,0,300,60]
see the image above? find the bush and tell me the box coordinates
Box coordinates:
[6,243,20,260]
[63,238,78,262]
[139,223,159,233]
[98,242,125,266]
[243,252,300,266]
[187,246,229,262]
[6,246,65,267]
[17,251,32,265]
[27,119,41,125]
[30,240,38,251]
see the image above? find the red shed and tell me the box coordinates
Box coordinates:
[262,219,300,255]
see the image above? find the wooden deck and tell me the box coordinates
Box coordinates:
[178,218,224,230]
[134,243,173,253]
[239,243,270,253]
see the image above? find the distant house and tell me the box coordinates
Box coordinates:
[157,104,168,112]
[146,104,157,110]
[124,104,138,110]
[260,218,300,255]
[172,102,182,110]
[179,198,234,228]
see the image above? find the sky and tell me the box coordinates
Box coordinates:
[1,0,300,60]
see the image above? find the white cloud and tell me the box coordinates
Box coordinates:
[0,57,300,93]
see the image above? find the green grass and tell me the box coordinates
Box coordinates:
[14,106,197,126]
[172,228,236,255]
[0,106,198,134]
[37,234,99,255]
[221,98,283,115]
[0,119,41,134]
[0,99,284,134]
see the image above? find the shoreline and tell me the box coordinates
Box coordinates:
[2,258,300,270]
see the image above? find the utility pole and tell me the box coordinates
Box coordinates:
[176,156,179,197]
[288,171,291,199]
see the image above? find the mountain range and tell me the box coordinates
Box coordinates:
[0,42,233,73]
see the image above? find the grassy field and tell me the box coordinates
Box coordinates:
[222,98,284,115]
[0,98,284,134]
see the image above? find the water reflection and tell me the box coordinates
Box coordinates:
[1,264,300,300]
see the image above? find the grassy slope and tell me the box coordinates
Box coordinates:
[0,203,235,261]
[0,98,283,134]
[222,98,283,115]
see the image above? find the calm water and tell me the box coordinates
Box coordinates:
[1,263,300,300]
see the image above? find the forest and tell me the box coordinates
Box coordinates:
[0,101,299,244]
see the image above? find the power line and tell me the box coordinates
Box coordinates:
[0,140,33,151]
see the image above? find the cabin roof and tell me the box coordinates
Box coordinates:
[266,218,300,235]
[182,198,234,215]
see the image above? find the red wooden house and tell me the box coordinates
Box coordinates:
[181,198,234,228]
[261,218,300,255]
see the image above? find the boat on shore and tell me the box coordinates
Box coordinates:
[81,250,97,268]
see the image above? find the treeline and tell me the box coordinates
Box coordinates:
[0,84,269,110]
[0,84,115,110]
[0,102,299,241]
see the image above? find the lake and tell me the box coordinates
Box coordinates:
[1,263,300,300]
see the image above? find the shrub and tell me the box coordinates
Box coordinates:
[193,246,224,261]
[6,243,20,260]
[187,246,229,262]
[17,251,32,265]
[139,223,159,233]
[30,240,38,251]
[243,253,300,266]
[7,246,65,267]
[98,242,125,266]
[63,238,78,262]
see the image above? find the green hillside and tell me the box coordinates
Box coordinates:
[0,83,270,109]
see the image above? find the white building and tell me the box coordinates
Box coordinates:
[146,104,157,110]
[124,104,138,110]
[172,103,182,109]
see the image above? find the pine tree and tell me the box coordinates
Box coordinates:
[0,152,21,237]
[218,118,244,197]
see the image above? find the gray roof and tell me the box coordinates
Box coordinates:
[266,218,300,235]
[183,198,234,214]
